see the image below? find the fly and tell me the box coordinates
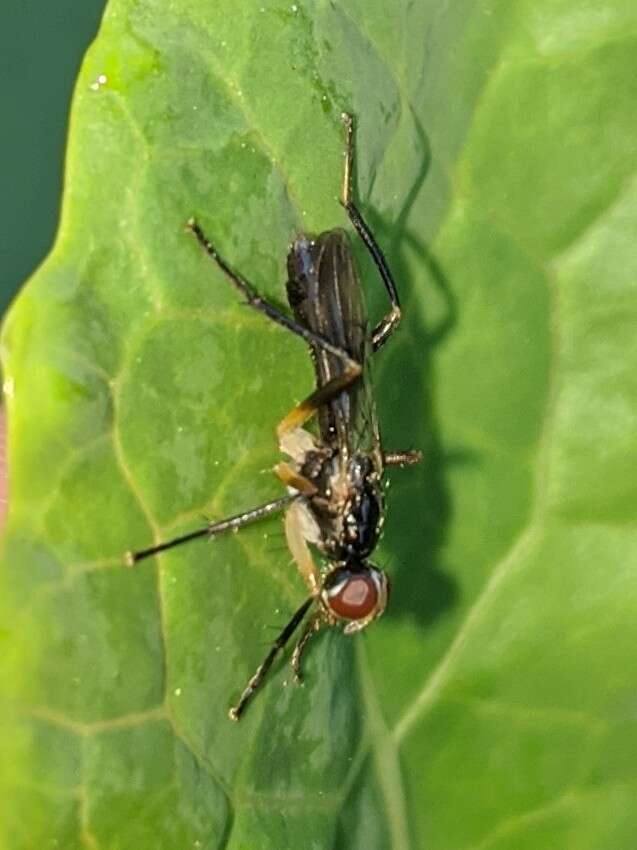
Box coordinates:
[126,114,422,720]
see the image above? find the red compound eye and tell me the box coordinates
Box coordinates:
[326,571,379,620]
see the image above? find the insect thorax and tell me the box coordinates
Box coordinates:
[302,449,385,563]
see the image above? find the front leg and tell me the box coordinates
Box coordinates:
[291,613,323,683]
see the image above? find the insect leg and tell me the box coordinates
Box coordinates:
[284,500,323,595]
[276,362,362,438]
[383,450,423,467]
[274,462,318,496]
[290,612,323,683]
[125,494,297,566]
[228,596,314,721]
[340,113,402,353]
[186,218,359,370]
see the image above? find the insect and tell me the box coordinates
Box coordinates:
[127,114,421,720]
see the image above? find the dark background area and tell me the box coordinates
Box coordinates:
[0,1,107,317]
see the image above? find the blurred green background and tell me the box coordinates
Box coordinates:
[0,1,107,317]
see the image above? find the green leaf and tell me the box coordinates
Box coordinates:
[2,0,637,847]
